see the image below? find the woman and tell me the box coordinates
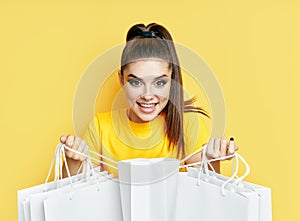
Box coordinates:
[61,23,238,177]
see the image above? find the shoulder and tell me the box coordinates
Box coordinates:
[94,109,125,126]
[183,112,209,139]
[183,112,210,155]
[183,112,207,127]
[95,111,112,122]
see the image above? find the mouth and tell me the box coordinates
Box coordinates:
[137,102,158,108]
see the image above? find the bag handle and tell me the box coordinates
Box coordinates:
[44,143,109,186]
[44,143,83,189]
[45,143,66,184]
[180,144,250,195]
[62,145,118,170]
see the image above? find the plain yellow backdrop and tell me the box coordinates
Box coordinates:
[1,0,299,220]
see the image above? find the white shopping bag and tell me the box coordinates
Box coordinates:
[18,168,86,221]
[43,177,123,221]
[239,180,272,221]
[187,154,272,221]
[175,172,260,221]
[118,158,180,221]
[18,143,106,221]
[29,172,110,221]
[196,169,272,221]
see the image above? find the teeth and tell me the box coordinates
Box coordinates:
[139,103,155,108]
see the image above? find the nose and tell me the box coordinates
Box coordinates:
[140,93,153,101]
[141,84,154,101]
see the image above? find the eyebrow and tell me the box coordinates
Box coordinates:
[127,74,169,80]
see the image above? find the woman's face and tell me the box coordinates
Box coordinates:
[120,59,172,123]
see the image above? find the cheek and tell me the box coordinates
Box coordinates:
[155,84,171,99]
[123,85,142,101]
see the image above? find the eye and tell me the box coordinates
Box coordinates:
[128,79,142,87]
[154,79,167,87]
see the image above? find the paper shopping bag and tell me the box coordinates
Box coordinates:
[18,167,106,221]
[18,172,85,221]
[118,158,180,221]
[18,142,113,221]
[187,167,272,221]
[29,173,110,221]
[29,181,87,221]
[206,169,272,221]
[175,172,260,221]
[239,180,272,221]
[43,177,123,221]
[22,198,30,221]
[18,143,85,221]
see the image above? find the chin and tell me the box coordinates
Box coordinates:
[138,115,158,122]
[129,108,161,123]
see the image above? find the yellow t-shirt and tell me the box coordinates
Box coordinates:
[82,109,209,176]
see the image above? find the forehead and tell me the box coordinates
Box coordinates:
[124,59,171,78]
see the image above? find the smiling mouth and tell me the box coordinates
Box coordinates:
[137,102,157,108]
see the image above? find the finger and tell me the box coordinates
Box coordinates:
[77,139,86,152]
[214,137,221,158]
[65,136,76,159]
[228,137,235,155]
[79,144,89,161]
[77,140,86,161]
[72,137,87,161]
[79,155,86,162]
[66,135,75,147]
[65,148,74,159]
[220,138,227,157]
[83,144,89,155]
[72,153,80,161]
[60,135,67,143]
[73,137,81,151]
[235,145,239,151]
[206,138,215,159]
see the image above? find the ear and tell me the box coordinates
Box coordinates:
[118,69,124,86]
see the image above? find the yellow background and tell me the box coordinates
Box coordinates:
[1,0,299,220]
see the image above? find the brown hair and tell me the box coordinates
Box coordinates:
[120,23,209,158]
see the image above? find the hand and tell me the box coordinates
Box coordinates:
[60,135,89,161]
[205,137,238,160]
